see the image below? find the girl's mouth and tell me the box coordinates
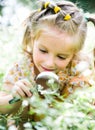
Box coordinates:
[41,66,55,72]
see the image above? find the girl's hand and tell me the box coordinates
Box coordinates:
[12,79,32,99]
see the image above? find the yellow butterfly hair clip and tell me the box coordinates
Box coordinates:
[64,14,71,21]
[38,2,50,12]
[44,2,50,9]
[54,6,61,14]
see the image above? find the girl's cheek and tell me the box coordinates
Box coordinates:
[38,52,48,59]
[35,53,46,62]
[56,60,69,69]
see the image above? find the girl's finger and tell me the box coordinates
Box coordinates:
[12,86,21,98]
[16,86,26,97]
[21,86,32,97]
[21,79,33,88]
[15,80,32,97]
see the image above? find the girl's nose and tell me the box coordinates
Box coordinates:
[46,56,55,68]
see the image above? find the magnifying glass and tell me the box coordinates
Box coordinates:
[36,71,60,95]
[9,72,60,104]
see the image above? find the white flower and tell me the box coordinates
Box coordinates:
[23,122,32,128]
[37,84,43,90]
[89,79,95,85]
[82,69,92,76]
[48,79,55,84]
[22,99,29,107]
[75,61,89,72]
[8,125,17,130]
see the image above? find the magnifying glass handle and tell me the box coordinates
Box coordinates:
[9,97,20,104]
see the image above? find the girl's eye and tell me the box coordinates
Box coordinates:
[58,56,66,60]
[39,49,47,53]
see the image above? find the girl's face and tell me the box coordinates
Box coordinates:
[33,29,75,74]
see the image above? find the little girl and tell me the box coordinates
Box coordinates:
[0,0,95,116]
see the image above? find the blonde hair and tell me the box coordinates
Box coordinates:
[22,0,88,53]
